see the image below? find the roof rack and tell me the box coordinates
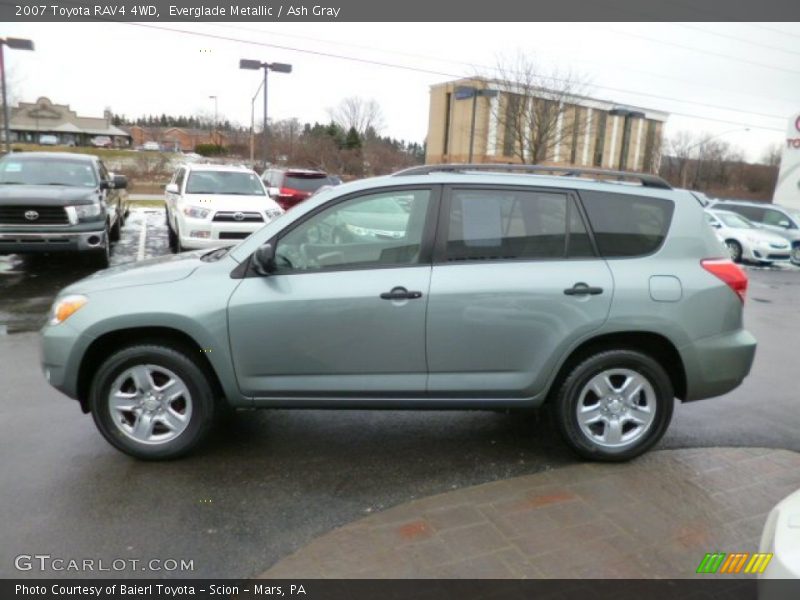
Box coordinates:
[392,164,672,190]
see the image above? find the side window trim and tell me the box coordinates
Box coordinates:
[433,185,598,264]
[250,184,442,277]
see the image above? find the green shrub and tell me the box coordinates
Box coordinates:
[195,144,228,157]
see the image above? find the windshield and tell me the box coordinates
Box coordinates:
[284,174,332,192]
[714,211,754,229]
[0,157,97,187]
[186,171,265,195]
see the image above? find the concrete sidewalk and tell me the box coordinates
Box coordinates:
[260,447,800,579]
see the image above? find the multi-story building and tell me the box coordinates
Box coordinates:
[426,78,668,173]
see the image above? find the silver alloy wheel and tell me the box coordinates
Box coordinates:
[726,241,741,262]
[576,368,657,449]
[108,364,193,445]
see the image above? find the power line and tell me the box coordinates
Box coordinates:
[118,22,786,133]
[748,23,800,41]
[673,23,800,57]
[202,22,798,106]
[608,27,800,76]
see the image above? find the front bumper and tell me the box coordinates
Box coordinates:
[40,322,94,406]
[0,229,106,254]
[178,219,263,250]
[680,328,757,401]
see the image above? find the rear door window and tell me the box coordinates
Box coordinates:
[445,188,590,261]
[579,191,674,257]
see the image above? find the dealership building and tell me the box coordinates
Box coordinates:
[426,78,668,173]
[6,97,131,146]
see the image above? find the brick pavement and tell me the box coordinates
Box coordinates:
[259,448,800,579]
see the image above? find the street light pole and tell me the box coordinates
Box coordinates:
[249,78,264,164]
[240,59,292,171]
[0,37,35,153]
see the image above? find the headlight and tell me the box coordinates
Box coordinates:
[182,206,211,219]
[69,204,103,220]
[265,208,284,220]
[346,223,371,237]
[49,295,88,326]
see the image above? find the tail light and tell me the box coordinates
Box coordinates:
[701,259,748,302]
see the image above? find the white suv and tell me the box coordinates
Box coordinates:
[165,164,283,252]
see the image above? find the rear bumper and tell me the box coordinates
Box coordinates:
[0,230,106,254]
[680,328,757,401]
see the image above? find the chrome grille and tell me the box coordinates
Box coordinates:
[212,211,263,223]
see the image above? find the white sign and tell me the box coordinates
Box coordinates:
[774,112,800,210]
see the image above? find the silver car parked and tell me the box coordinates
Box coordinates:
[40,165,757,461]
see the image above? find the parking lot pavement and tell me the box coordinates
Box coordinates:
[1,218,799,578]
[261,447,800,579]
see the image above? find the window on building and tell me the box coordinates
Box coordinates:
[642,121,657,172]
[443,92,452,155]
[569,106,581,165]
[503,95,521,157]
[593,112,607,167]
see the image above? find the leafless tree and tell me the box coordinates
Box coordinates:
[328,97,384,137]
[483,52,590,164]
[760,142,782,167]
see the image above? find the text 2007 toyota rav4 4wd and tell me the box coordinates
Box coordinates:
[40,165,756,461]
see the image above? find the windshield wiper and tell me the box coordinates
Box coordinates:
[0,181,24,185]
[43,182,71,186]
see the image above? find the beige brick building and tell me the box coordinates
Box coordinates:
[426,78,668,173]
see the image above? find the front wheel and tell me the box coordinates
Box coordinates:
[89,344,218,460]
[726,240,743,263]
[791,245,800,266]
[552,350,674,462]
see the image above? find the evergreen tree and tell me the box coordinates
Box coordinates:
[344,127,362,150]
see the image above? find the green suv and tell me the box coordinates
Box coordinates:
[40,165,757,461]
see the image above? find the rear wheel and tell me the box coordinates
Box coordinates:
[89,344,217,460]
[553,349,674,462]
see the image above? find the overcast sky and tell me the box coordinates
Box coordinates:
[3,21,799,161]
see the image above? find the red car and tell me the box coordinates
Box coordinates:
[261,168,340,211]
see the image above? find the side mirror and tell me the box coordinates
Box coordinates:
[268,187,280,198]
[113,174,128,190]
[165,183,179,194]
[252,243,276,275]
[710,222,721,229]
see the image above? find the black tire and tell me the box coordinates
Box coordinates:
[109,216,121,242]
[168,220,179,253]
[86,227,110,269]
[89,344,217,460]
[726,240,743,263]
[552,349,674,462]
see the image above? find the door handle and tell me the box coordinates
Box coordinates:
[564,282,604,296]
[380,287,423,300]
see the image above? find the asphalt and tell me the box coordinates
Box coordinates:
[0,209,798,578]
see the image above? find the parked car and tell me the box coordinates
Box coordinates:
[41,164,756,461]
[141,141,161,151]
[0,152,128,267]
[90,136,113,148]
[759,487,800,580]
[711,199,800,265]
[164,163,283,252]
[262,168,340,211]
[38,134,59,146]
[705,209,791,264]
